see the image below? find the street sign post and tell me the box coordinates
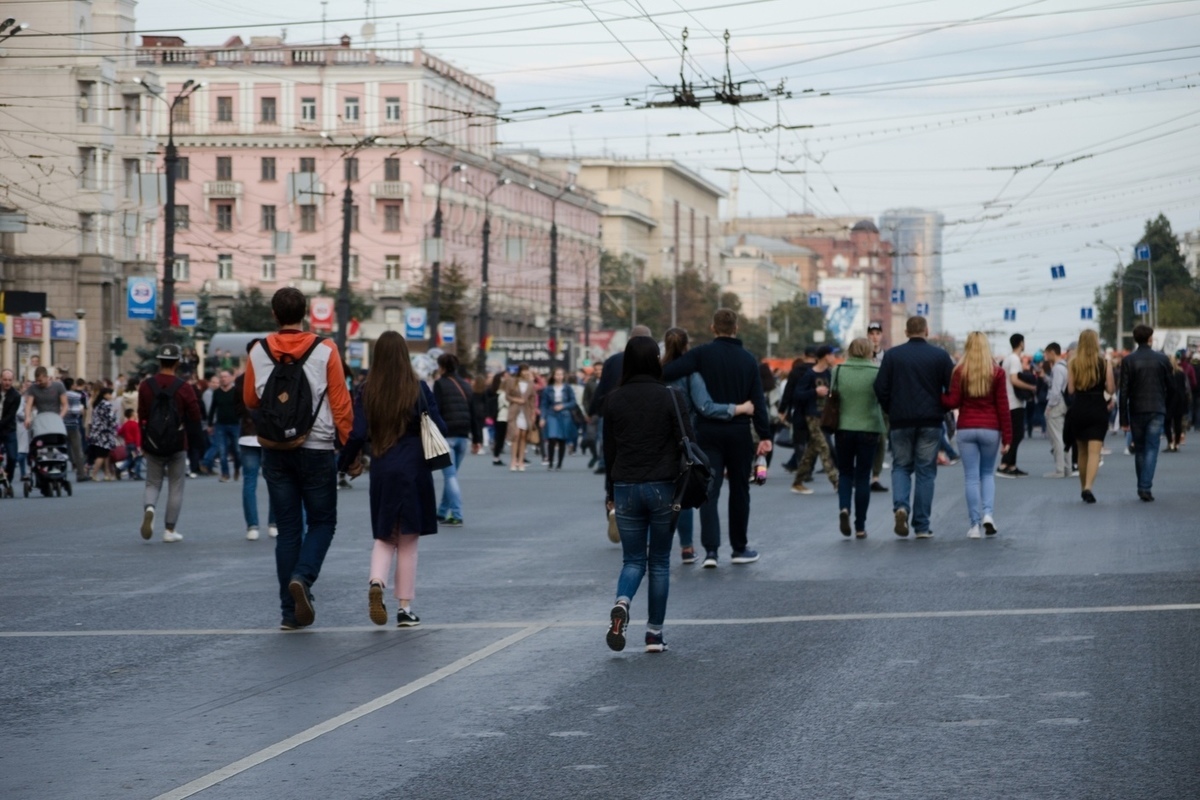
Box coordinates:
[1134,298,1149,315]
[807,292,822,308]
[178,300,197,327]
[1136,244,1151,261]
[438,322,456,345]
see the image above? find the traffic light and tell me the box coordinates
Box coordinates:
[109,336,128,356]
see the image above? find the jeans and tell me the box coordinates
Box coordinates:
[211,423,240,478]
[1046,403,1068,475]
[240,445,276,530]
[1129,412,1165,492]
[1001,408,1025,468]
[437,436,470,521]
[676,507,694,549]
[613,481,676,628]
[957,428,1000,526]
[697,422,755,554]
[2,430,16,482]
[835,431,878,532]
[890,426,941,533]
[939,423,960,460]
[263,448,338,617]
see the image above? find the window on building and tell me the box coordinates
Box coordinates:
[261,157,276,181]
[173,255,190,281]
[176,157,190,181]
[216,203,233,231]
[343,97,359,122]
[385,97,401,122]
[385,255,401,280]
[384,307,401,324]
[350,204,360,232]
[217,253,233,280]
[216,156,233,181]
[79,213,96,252]
[123,159,139,200]
[384,205,401,232]
[172,96,191,125]
[78,148,95,189]
[217,96,233,123]
[344,157,359,182]
[261,256,276,281]
[175,205,189,229]
[261,204,276,231]
[300,97,316,122]
[122,94,140,134]
[349,254,359,282]
[260,96,277,123]
[301,255,317,280]
[299,157,316,174]
[78,81,94,123]
[300,204,317,232]
[384,157,400,181]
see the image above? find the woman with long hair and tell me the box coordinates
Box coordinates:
[1164,353,1189,452]
[942,332,1011,538]
[88,385,119,480]
[538,366,576,470]
[832,338,885,539]
[338,331,448,628]
[604,335,695,653]
[486,371,509,465]
[661,327,752,563]
[1066,329,1116,502]
[505,363,538,471]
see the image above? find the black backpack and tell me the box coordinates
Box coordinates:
[256,336,327,450]
[142,378,185,456]
[667,387,713,512]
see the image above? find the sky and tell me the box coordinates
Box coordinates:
[131,0,1200,345]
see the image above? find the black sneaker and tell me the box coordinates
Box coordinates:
[396,608,421,627]
[870,481,889,493]
[368,583,388,626]
[1010,468,1029,477]
[442,517,464,527]
[288,577,315,626]
[1138,490,1155,502]
[839,509,852,537]
[280,616,307,631]
[606,603,629,651]
[1081,490,1096,504]
[702,550,718,568]
[645,631,668,653]
[680,547,696,564]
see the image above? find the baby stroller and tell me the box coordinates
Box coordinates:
[24,414,72,498]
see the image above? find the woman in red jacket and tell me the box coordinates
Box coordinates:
[942,332,1012,538]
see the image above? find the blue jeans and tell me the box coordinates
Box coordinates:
[1129,412,1164,492]
[2,430,17,482]
[437,436,470,521]
[890,426,941,533]
[940,423,959,460]
[240,445,276,530]
[263,448,338,617]
[614,481,675,628]
[835,430,878,532]
[675,507,694,549]
[957,428,1000,526]
[210,423,240,478]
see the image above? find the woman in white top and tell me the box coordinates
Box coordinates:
[504,364,538,471]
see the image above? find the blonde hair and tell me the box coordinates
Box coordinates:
[1069,329,1102,390]
[957,331,995,398]
[847,337,872,360]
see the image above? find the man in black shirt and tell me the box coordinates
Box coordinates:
[207,369,241,482]
[662,309,772,567]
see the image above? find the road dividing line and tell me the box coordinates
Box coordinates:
[152,625,545,800]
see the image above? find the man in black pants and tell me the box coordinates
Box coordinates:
[998,333,1036,478]
[662,309,772,567]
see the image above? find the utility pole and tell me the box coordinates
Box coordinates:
[416,161,465,346]
[464,176,510,376]
[542,183,574,368]
[322,133,379,359]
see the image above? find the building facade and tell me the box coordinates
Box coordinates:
[879,208,945,337]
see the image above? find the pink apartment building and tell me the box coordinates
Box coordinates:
[138,35,600,355]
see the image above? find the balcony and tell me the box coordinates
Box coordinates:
[372,279,407,298]
[291,279,325,295]
[370,181,411,200]
[204,181,244,199]
[204,279,242,297]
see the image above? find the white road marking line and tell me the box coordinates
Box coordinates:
[3,603,1198,639]
[151,625,545,800]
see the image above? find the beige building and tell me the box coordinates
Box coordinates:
[723,214,867,242]
[0,0,159,378]
[720,247,804,322]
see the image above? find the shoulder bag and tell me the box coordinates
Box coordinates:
[667,387,713,512]
[418,386,453,470]
[819,367,841,434]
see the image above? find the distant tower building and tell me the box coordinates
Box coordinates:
[880,209,944,335]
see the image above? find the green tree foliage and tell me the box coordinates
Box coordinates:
[404,261,471,335]
[229,288,276,332]
[1096,214,1200,348]
[740,296,834,358]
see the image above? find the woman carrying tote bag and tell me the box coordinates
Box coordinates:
[338,331,449,628]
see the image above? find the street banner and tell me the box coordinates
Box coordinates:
[12,316,43,339]
[310,297,335,332]
[405,308,427,340]
[50,320,79,341]
[127,277,157,320]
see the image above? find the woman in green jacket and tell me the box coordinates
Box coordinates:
[832,337,886,538]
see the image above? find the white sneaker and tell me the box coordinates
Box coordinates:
[268,524,279,538]
[140,505,155,540]
[246,527,260,541]
[162,530,183,543]
[982,515,997,536]
[967,524,982,539]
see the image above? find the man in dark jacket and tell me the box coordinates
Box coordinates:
[778,347,816,472]
[662,309,772,567]
[433,353,482,526]
[588,325,652,474]
[874,315,954,538]
[790,345,838,494]
[0,368,20,485]
[1119,324,1174,501]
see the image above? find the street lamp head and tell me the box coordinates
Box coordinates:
[0,19,14,33]
[319,131,330,139]
[182,79,195,90]
[74,308,86,320]
[451,163,466,174]
[500,178,512,186]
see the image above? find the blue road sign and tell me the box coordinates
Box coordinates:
[178,300,197,327]
[1136,244,1151,261]
[1133,298,1149,315]
[807,292,822,308]
[890,288,906,304]
[1050,265,1066,280]
[840,297,853,309]
[127,277,157,320]
[1080,307,1094,321]
[1004,308,1016,322]
[964,283,979,298]
[439,321,456,345]
[404,307,427,340]
[50,320,79,341]
[916,302,929,316]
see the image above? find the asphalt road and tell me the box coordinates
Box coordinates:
[2,431,1198,800]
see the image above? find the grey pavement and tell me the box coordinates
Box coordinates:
[2,432,1198,799]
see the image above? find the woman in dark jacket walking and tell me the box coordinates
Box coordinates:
[339,331,448,628]
[603,336,694,654]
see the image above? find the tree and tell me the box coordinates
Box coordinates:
[229,288,276,332]
[1096,214,1200,348]
[739,295,833,358]
[404,261,471,338]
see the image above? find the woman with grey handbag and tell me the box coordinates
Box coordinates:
[338,331,449,628]
[603,336,695,654]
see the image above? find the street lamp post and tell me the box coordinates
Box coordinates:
[321,133,379,359]
[416,161,466,346]
[463,176,511,376]
[139,77,202,335]
[547,183,574,368]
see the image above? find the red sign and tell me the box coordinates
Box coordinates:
[310,296,335,332]
[11,317,43,339]
[581,329,616,353]
[348,318,361,338]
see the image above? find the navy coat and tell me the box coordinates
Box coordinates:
[539,383,577,440]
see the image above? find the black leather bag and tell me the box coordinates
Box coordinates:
[667,388,713,511]
[819,368,841,434]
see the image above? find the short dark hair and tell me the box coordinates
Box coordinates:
[905,316,927,337]
[271,287,307,326]
[437,353,460,375]
[124,408,134,419]
[712,308,738,336]
[34,366,48,379]
[1045,342,1061,355]
[620,336,663,385]
[1132,324,1153,345]
[1009,333,1024,350]
[63,377,74,389]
